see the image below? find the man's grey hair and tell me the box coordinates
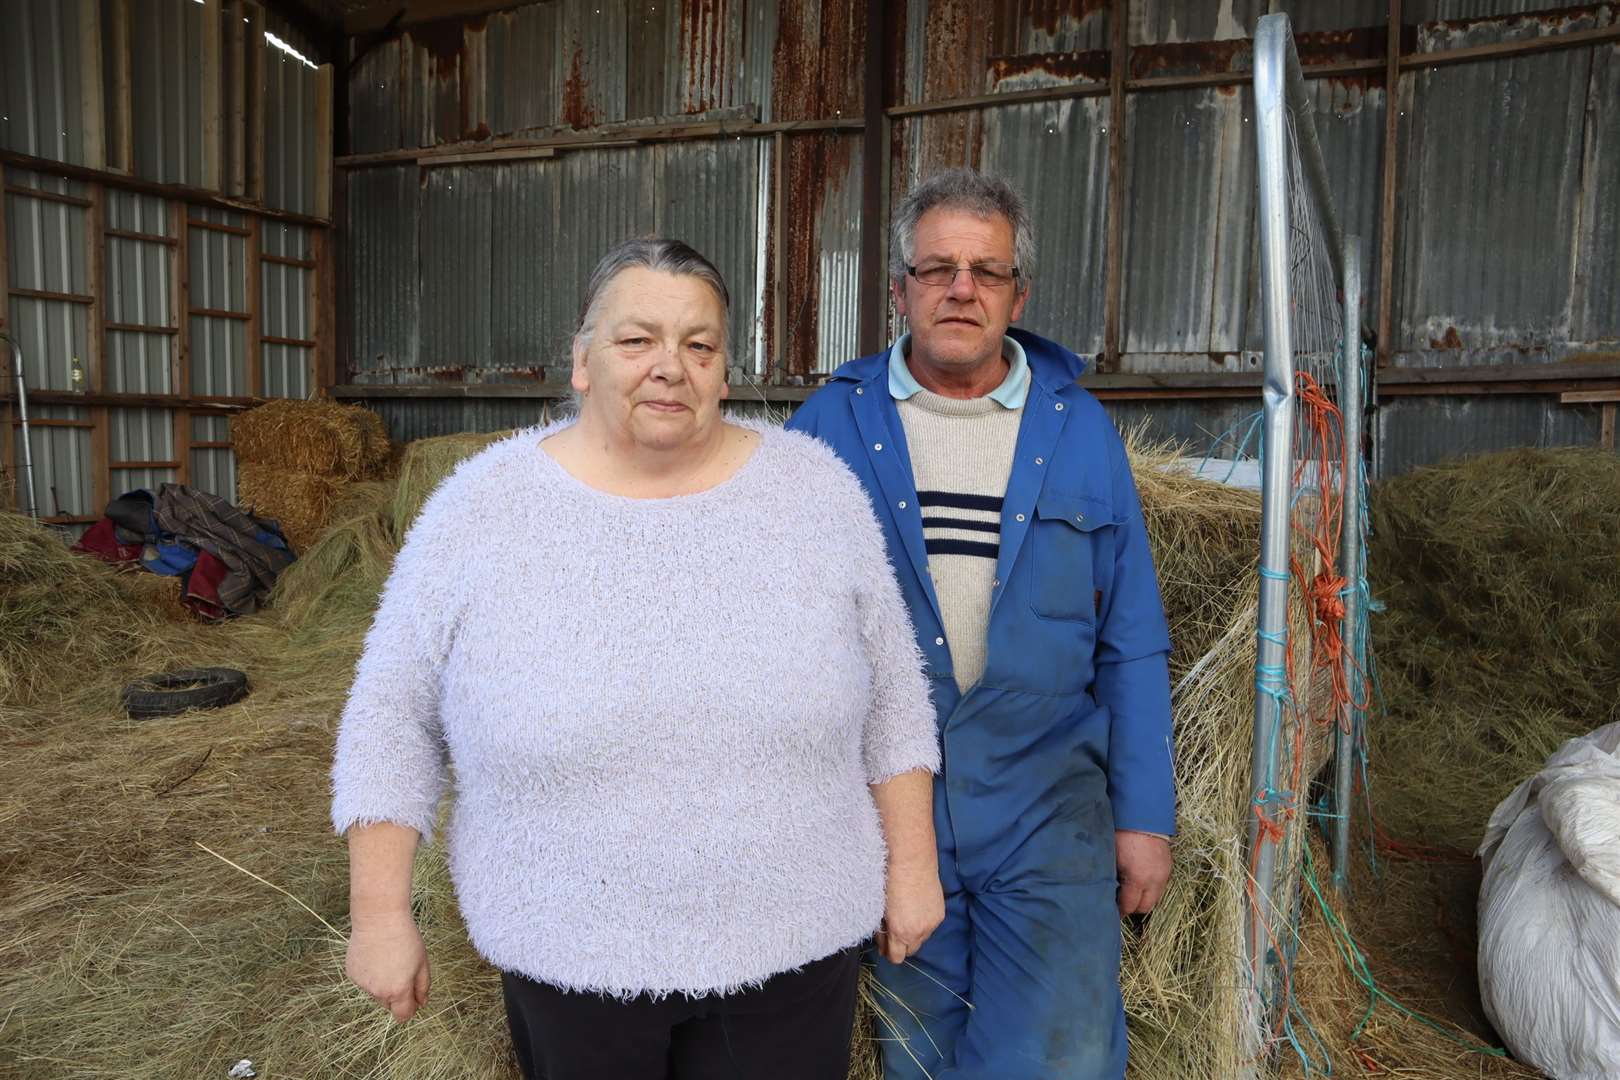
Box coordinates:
[889,168,1035,294]
[573,237,732,353]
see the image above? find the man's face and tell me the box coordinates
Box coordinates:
[893,207,1029,379]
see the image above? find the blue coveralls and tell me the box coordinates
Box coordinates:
[786,328,1175,1080]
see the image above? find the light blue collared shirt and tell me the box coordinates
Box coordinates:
[886,333,1030,408]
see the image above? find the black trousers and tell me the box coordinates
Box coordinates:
[501,947,861,1080]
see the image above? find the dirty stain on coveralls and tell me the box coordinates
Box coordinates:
[787,328,1175,1080]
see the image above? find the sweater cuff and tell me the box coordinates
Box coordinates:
[864,733,942,786]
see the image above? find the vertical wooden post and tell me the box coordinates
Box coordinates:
[858,0,888,356]
[107,0,134,173]
[315,64,334,220]
[1376,0,1401,367]
[248,4,266,203]
[203,0,224,192]
[1102,0,1129,373]
[313,227,335,395]
[247,217,263,396]
[79,0,107,171]
[174,202,192,483]
[87,182,110,515]
[0,160,13,510]
[227,0,248,197]
[772,131,785,382]
[1602,403,1617,452]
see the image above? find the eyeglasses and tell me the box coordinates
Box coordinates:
[907,262,1021,288]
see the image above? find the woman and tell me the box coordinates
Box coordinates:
[332,238,943,1080]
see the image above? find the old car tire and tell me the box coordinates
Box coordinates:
[122,667,250,719]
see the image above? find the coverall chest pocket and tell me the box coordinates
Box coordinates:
[1028,491,1114,622]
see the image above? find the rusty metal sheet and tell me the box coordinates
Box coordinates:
[1129,0,1266,45]
[420,165,493,371]
[347,165,420,375]
[1374,393,1609,476]
[1575,37,1619,343]
[1396,25,1598,355]
[348,35,402,153]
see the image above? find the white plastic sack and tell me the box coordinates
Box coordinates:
[1476,721,1620,1080]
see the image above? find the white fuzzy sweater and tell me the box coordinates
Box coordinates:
[330,422,940,998]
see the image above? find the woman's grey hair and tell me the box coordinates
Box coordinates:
[889,169,1035,293]
[573,237,731,353]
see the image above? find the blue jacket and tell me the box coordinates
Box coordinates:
[787,328,1175,848]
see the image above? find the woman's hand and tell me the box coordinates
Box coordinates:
[877,857,945,964]
[346,909,430,1022]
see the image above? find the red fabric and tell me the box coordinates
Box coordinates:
[181,550,230,622]
[72,517,143,564]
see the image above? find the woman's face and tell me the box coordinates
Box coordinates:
[572,267,730,453]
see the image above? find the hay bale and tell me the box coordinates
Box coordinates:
[389,431,510,538]
[236,462,342,554]
[231,400,391,481]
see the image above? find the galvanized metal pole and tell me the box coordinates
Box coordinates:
[1248,11,1297,1031]
[1334,236,1365,895]
[3,333,39,519]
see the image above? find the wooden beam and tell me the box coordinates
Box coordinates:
[262,253,316,269]
[108,0,133,173]
[1101,0,1128,374]
[1376,0,1401,367]
[426,146,558,167]
[190,307,253,321]
[0,150,330,227]
[227,0,248,197]
[109,459,183,470]
[106,322,180,335]
[1602,404,1616,452]
[174,204,191,397]
[15,389,259,411]
[263,334,318,348]
[203,0,224,191]
[2,185,94,209]
[248,4,267,203]
[106,228,179,246]
[312,225,336,394]
[335,117,864,168]
[186,219,253,237]
[1400,24,1620,72]
[314,64,334,219]
[1559,389,1620,404]
[79,0,107,171]
[88,183,110,515]
[7,289,96,305]
[247,217,262,396]
[771,131,785,382]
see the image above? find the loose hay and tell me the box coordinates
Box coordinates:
[9,431,1550,1080]
[230,400,392,481]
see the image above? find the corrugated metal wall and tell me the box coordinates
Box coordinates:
[338,0,1617,475]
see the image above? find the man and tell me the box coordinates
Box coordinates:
[786,168,1174,1079]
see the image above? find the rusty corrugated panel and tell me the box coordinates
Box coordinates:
[1120,87,1250,361]
[401,17,473,147]
[1374,395,1609,476]
[347,166,419,377]
[1404,0,1604,23]
[488,3,562,135]
[362,397,555,442]
[1130,0,1264,45]
[420,165,493,373]
[559,0,628,129]
[1575,37,1619,343]
[808,135,863,373]
[1275,0,1388,34]
[348,36,402,153]
[1394,7,1610,356]
[0,0,90,166]
[981,95,1111,358]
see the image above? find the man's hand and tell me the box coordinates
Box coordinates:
[346,909,430,1022]
[877,858,945,964]
[1115,830,1172,916]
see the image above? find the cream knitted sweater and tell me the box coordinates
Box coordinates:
[331,422,940,999]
